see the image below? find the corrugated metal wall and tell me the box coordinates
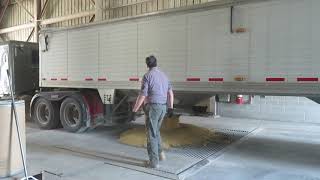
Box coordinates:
[0,0,209,42]
[1,0,35,41]
[41,0,95,27]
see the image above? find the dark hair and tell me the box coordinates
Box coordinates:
[146,55,157,68]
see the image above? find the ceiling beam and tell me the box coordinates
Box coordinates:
[40,10,95,25]
[2,10,95,35]
[0,23,34,34]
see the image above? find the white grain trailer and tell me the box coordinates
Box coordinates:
[32,0,320,132]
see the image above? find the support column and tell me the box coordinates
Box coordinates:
[95,0,103,21]
[209,96,220,118]
[34,0,41,42]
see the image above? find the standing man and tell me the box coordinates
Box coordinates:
[132,55,174,168]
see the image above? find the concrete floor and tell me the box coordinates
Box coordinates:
[6,116,320,180]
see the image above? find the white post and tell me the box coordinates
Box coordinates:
[34,0,40,42]
[210,96,220,118]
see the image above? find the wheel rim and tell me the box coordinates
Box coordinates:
[64,103,81,128]
[36,102,50,125]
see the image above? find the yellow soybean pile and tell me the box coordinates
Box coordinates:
[119,117,230,149]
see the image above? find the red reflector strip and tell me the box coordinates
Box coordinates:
[187,78,201,82]
[98,78,107,81]
[297,77,318,82]
[85,78,93,81]
[208,78,224,82]
[129,78,139,81]
[266,78,285,82]
[51,78,57,81]
[61,78,68,81]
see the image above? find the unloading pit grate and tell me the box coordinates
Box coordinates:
[169,128,248,160]
[27,125,254,180]
[154,128,252,176]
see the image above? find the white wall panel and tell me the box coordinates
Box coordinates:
[248,3,268,82]
[37,0,320,94]
[138,15,187,82]
[287,0,312,82]
[246,0,315,83]
[312,0,320,78]
[187,9,230,81]
[267,1,289,80]
[230,33,249,82]
[67,28,99,81]
[41,32,68,80]
[99,22,138,81]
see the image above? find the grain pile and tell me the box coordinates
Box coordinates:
[119,116,231,149]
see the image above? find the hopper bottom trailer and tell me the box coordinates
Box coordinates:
[3,0,320,133]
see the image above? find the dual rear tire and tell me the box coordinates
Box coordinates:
[33,96,88,132]
[33,98,60,129]
[60,97,86,132]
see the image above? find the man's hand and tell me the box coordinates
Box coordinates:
[167,108,174,118]
[133,95,146,113]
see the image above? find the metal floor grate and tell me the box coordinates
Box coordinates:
[169,128,249,159]
[27,125,254,180]
[153,128,251,175]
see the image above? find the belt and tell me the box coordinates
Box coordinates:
[146,103,166,105]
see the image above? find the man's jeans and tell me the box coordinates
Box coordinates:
[144,103,167,166]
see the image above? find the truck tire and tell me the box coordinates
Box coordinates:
[33,98,60,129]
[60,97,87,133]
